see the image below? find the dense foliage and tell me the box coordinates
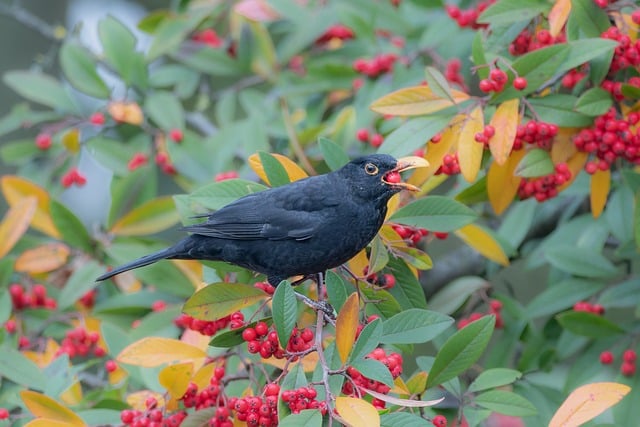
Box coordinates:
[1,0,639,426]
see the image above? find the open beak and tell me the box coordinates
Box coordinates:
[382,156,430,191]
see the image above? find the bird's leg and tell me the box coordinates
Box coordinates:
[295,291,335,323]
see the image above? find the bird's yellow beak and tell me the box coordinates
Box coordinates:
[382,156,429,191]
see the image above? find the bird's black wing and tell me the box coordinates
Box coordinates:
[182,178,340,241]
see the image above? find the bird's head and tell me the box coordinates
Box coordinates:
[340,154,429,203]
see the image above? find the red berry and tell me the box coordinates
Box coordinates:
[633,10,640,25]
[434,231,449,240]
[169,128,183,143]
[513,77,528,90]
[600,351,614,365]
[128,153,148,171]
[35,133,52,150]
[242,327,257,342]
[621,361,636,377]
[0,408,8,420]
[255,321,269,337]
[370,133,384,147]
[432,414,447,427]
[356,128,370,142]
[483,125,495,138]
[489,299,503,312]
[584,161,598,175]
[265,383,280,396]
[89,112,106,125]
[384,171,402,184]
[490,69,508,84]
[479,78,494,93]
[623,349,637,363]
[105,360,118,372]
[151,300,166,311]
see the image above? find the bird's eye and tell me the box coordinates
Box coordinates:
[364,163,379,175]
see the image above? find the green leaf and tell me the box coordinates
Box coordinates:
[173,47,244,76]
[392,246,433,271]
[110,196,180,236]
[605,186,634,243]
[381,308,453,344]
[361,287,402,319]
[424,66,454,103]
[0,347,45,390]
[325,270,352,313]
[526,279,605,319]
[429,276,489,316]
[472,32,489,81]
[99,16,147,89]
[426,315,495,388]
[381,412,431,427]
[544,246,618,278]
[279,410,322,427]
[574,88,613,116]
[455,176,489,205]
[390,196,478,232]
[258,151,291,187]
[3,71,78,113]
[514,148,554,178]
[351,358,394,387]
[189,179,268,211]
[59,42,110,98]
[318,137,349,171]
[57,261,103,310]
[378,115,453,158]
[147,15,199,61]
[468,368,523,393]
[386,256,428,309]
[478,0,547,25]
[598,278,640,308]
[567,0,611,39]
[144,91,185,131]
[350,319,382,363]
[527,95,594,127]
[474,390,537,417]
[368,235,389,274]
[182,283,267,320]
[621,84,640,100]
[50,200,93,252]
[556,311,624,338]
[636,193,640,249]
[272,280,298,348]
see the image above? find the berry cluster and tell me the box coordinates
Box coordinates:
[55,327,106,358]
[509,28,566,56]
[600,349,637,377]
[192,29,224,48]
[573,300,605,315]
[474,124,496,148]
[121,396,187,427]
[352,53,398,78]
[9,284,57,310]
[445,1,495,29]
[479,68,526,93]
[445,58,467,91]
[35,133,52,150]
[356,128,384,148]
[364,268,396,289]
[61,167,87,188]
[601,27,640,74]
[561,68,587,89]
[281,386,327,415]
[169,128,183,143]
[517,163,571,202]
[436,153,461,176]
[316,24,354,44]
[128,153,148,171]
[343,348,403,408]
[232,384,282,426]
[573,108,640,172]
[174,311,243,336]
[254,281,275,295]
[391,223,448,245]
[242,322,314,359]
[155,151,177,175]
[214,171,239,182]
[432,414,448,427]
[78,289,97,309]
[513,120,559,150]
[457,300,504,329]
[183,367,227,410]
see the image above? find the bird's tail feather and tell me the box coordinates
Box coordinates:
[96,247,180,281]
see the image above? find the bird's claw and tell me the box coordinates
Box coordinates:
[295,292,336,322]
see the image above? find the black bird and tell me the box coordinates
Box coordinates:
[96,154,428,286]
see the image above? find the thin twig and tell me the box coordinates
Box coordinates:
[279,97,317,175]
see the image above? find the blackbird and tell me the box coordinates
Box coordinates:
[96,154,428,286]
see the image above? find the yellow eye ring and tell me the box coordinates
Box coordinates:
[364,163,379,175]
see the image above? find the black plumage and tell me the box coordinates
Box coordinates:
[96,154,427,286]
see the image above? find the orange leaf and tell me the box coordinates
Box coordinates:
[590,168,610,218]
[62,128,80,153]
[1,176,60,238]
[335,293,360,365]
[548,0,572,37]
[458,105,485,183]
[117,337,207,367]
[248,152,308,185]
[108,101,144,125]
[558,151,588,192]
[489,99,520,165]
[549,382,630,427]
[0,196,37,258]
[370,86,470,117]
[60,382,83,406]
[347,249,369,278]
[262,352,319,372]
[159,362,194,401]
[454,224,509,266]
[409,115,463,187]
[551,128,578,163]
[20,390,86,427]
[15,242,70,274]
[487,149,526,215]
[110,196,180,236]
[108,363,128,385]
[336,397,380,427]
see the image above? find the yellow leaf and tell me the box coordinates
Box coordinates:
[551,128,578,163]
[487,149,525,215]
[489,99,519,165]
[117,337,207,367]
[60,382,83,406]
[20,390,86,427]
[335,293,360,365]
[370,85,469,117]
[62,128,80,153]
[548,0,572,37]
[15,242,70,274]
[336,396,380,427]
[192,361,220,390]
[455,224,509,266]
[391,376,411,395]
[110,196,180,236]
[159,362,194,401]
[347,249,369,278]
[108,364,128,385]
[248,152,308,185]
[406,371,428,395]
[549,382,630,427]
[0,175,60,238]
[558,151,588,192]
[262,352,319,372]
[23,339,60,368]
[457,105,485,182]
[108,101,143,125]
[384,193,401,220]
[590,168,610,218]
[0,196,37,258]
[25,420,76,427]
[126,391,165,411]
[409,115,463,187]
